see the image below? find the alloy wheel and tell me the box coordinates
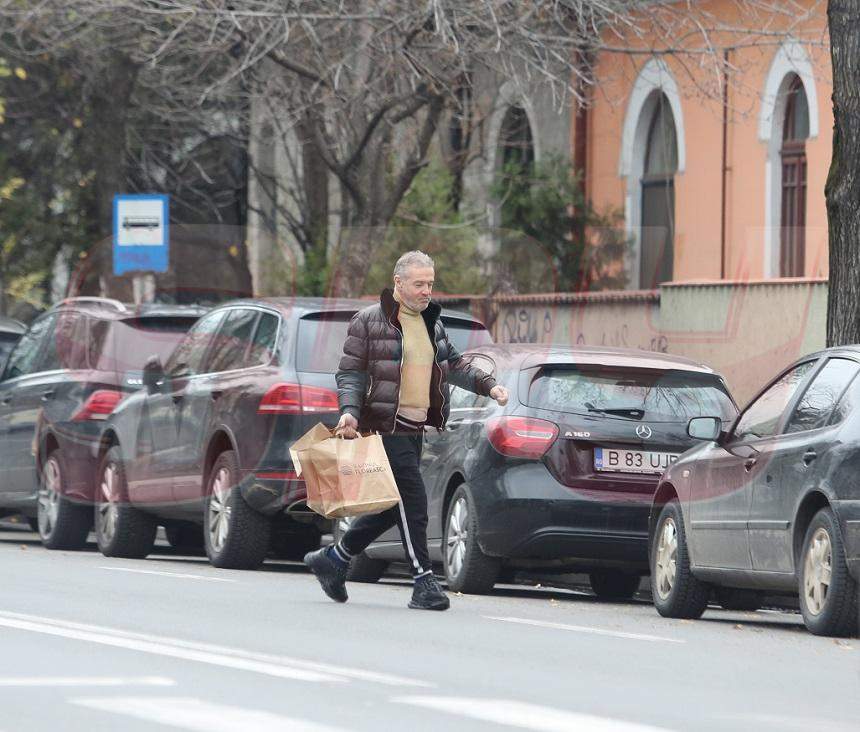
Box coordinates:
[37,457,62,538]
[208,467,233,553]
[654,516,678,601]
[97,462,119,545]
[446,497,469,579]
[803,527,832,616]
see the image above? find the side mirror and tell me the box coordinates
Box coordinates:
[142,355,164,392]
[687,416,722,442]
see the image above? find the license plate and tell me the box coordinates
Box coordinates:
[594,448,680,475]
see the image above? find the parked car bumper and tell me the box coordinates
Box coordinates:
[833,499,860,581]
[468,462,653,569]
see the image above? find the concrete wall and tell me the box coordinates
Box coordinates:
[439,278,828,405]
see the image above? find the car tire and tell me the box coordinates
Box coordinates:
[650,500,710,619]
[165,522,205,555]
[798,508,859,638]
[270,522,321,561]
[589,570,641,601]
[444,483,500,595]
[26,516,39,533]
[204,450,271,569]
[333,516,388,583]
[714,587,762,612]
[95,446,158,559]
[37,448,91,550]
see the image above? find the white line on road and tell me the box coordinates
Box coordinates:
[97,566,237,582]
[394,697,673,732]
[0,676,175,687]
[72,696,347,732]
[0,611,432,688]
[485,616,685,644]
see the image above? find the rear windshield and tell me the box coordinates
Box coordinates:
[90,317,199,372]
[296,313,492,374]
[527,366,736,423]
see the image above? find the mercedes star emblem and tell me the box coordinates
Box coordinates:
[636,425,653,439]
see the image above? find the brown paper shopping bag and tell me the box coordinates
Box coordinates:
[290,423,401,519]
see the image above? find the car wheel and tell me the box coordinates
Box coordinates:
[798,508,858,637]
[204,450,271,569]
[714,587,762,612]
[165,522,205,555]
[95,446,157,559]
[650,500,710,619]
[589,570,641,601]
[444,483,500,595]
[270,521,321,561]
[333,516,388,583]
[37,448,91,550]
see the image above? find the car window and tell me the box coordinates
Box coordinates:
[444,320,493,352]
[206,308,260,373]
[88,317,202,373]
[733,361,816,442]
[296,313,354,373]
[164,311,225,377]
[450,385,477,410]
[2,314,54,380]
[248,312,279,367]
[527,366,736,423]
[0,334,18,368]
[829,369,860,426]
[785,358,860,433]
[40,311,88,372]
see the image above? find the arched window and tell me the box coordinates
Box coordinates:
[780,74,809,277]
[499,105,534,173]
[640,94,677,287]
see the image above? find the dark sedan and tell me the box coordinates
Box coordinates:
[96,297,492,569]
[649,347,860,637]
[335,344,738,598]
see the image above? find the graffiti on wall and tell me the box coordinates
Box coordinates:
[499,307,669,353]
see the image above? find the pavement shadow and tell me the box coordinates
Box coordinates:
[697,613,807,634]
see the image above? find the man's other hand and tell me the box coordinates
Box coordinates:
[490,385,509,406]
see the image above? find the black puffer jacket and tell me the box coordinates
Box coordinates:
[336,289,497,433]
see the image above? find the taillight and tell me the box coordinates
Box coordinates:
[72,389,124,422]
[486,416,559,459]
[258,383,339,414]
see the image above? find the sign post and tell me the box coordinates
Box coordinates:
[113,194,169,276]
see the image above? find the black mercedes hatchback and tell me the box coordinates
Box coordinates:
[334,344,737,598]
[649,347,860,637]
[96,297,492,569]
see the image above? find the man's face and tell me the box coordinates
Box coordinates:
[394,266,435,311]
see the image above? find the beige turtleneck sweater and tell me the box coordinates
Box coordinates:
[394,290,434,423]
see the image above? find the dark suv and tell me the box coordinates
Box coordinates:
[96,297,492,569]
[0,298,205,548]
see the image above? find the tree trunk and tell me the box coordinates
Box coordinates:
[826,1,860,346]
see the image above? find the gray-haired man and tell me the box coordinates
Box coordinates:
[304,251,508,609]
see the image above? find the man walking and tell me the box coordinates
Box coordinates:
[304,250,508,610]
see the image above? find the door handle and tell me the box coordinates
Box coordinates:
[446,421,463,431]
[744,457,757,472]
[40,389,55,401]
[172,394,184,405]
[211,390,224,401]
[1,394,11,406]
[802,449,817,466]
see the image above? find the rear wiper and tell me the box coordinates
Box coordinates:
[585,402,645,420]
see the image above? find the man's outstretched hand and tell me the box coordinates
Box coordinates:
[335,413,359,439]
[490,385,509,406]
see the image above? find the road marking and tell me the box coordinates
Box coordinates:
[72,696,346,732]
[0,676,175,687]
[98,566,237,583]
[485,616,685,644]
[0,611,431,688]
[394,697,673,732]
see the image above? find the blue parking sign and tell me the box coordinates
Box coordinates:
[113,194,169,275]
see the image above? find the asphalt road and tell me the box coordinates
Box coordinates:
[0,523,857,732]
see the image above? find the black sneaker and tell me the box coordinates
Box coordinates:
[304,548,348,603]
[408,574,450,611]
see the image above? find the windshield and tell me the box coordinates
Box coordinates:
[527,366,737,423]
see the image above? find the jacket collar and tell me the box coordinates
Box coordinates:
[380,288,441,325]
